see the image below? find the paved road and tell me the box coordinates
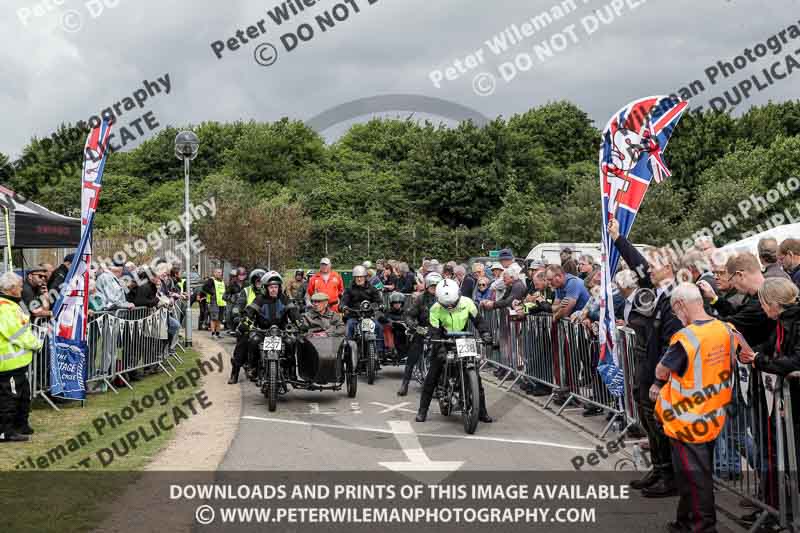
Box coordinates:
[214,333,617,471]
[199,331,745,532]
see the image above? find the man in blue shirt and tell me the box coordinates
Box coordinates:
[545,264,589,320]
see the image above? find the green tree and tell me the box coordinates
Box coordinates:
[224,119,327,185]
[405,120,505,227]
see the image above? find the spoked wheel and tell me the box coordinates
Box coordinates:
[462,368,480,434]
[266,360,278,412]
[437,381,450,416]
[366,341,377,385]
[344,345,357,398]
[414,348,429,385]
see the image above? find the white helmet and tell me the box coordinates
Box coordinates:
[362,260,374,269]
[424,272,443,288]
[353,265,368,277]
[261,271,283,286]
[435,279,460,308]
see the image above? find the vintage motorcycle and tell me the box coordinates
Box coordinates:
[428,330,485,434]
[255,323,357,412]
[341,300,382,385]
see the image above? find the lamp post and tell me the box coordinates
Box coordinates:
[266,240,272,271]
[175,131,199,348]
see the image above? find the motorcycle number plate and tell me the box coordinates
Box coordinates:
[360,319,374,332]
[455,338,478,358]
[262,336,282,351]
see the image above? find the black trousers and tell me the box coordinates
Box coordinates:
[638,399,674,476]
[419,349,487,416]
[402,335,423,382]
[0,371,29,434]
[670,439,717,533]
[232,335,248,371]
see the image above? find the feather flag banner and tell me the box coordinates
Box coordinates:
[49,119,113,400]
[597,96,688,396]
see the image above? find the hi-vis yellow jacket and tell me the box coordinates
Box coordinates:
[0,296,43,373]
[655,320,737,443]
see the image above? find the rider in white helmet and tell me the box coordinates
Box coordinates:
[341,265,385,354]
[414,279,493,423]
[396,271,443,396]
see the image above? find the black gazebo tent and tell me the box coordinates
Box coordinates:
[0,185,81,249]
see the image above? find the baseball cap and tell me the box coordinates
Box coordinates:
[320,257,331,265]
[311,292,329,302]
[528,260,545,270]
[490,262,504,271]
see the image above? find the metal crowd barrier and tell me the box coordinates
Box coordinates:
[617,326,641,432]
[479,307,798,527]
[711,369,800,530]
[480,309,626,437]
[553,319,624,438]
[26,305,179,410]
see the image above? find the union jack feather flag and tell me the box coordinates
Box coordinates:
[50,119,113,399]
[597,96,688,396]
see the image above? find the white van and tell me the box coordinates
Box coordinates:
[719,223,800,257]
[525,242,651,265]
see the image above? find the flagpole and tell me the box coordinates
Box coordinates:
[183,156,192,347]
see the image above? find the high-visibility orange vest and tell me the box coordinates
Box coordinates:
[655,320,736,443]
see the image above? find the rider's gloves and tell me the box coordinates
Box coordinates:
[238,317,253,334]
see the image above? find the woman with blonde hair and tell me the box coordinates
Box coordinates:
[740,277,800,519]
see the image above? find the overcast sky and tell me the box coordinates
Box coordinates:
[2,0,799,157]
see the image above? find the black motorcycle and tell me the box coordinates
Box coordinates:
[428,331,485,434]
[256,323,356,412]
[341,301,382,385]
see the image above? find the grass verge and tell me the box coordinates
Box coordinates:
[0,348,219,532]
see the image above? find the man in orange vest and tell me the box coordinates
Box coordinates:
[652,283,739,533]
[306,258,344,313]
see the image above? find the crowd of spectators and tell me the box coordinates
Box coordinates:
[20,255,187,366]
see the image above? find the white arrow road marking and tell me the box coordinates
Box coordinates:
[379,421,463,472]
[241,416,595,450]
[371,401,416,414]
[351,402,362,415]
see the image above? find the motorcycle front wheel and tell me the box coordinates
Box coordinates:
[366,340,377,385]
[344,345,358,398]
[414,346,429,385]
[462,367,480,434]
[266,360,278,412]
